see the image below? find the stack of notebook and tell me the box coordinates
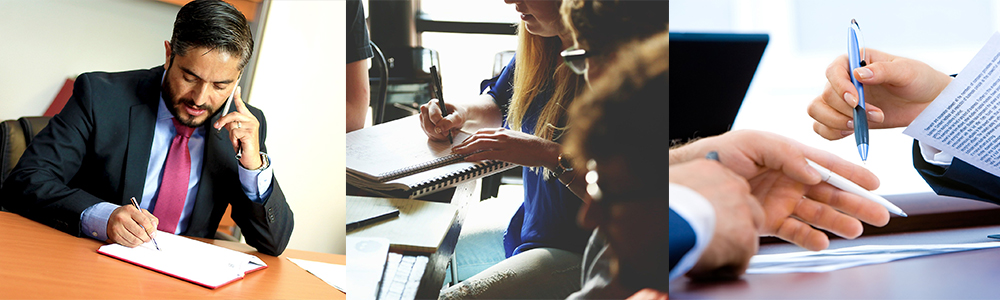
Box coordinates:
[347,115,515,198]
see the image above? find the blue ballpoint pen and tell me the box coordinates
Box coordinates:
[848,19,869,162]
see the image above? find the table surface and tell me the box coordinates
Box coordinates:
[670,224,1000,299]
[0,211,345,299]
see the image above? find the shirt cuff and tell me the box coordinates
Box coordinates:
[238,154,274,203]
[81,202,120,242]
[918,140,955,167]
[668,183,716,281]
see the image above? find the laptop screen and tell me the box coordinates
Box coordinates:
[669,32,769,143]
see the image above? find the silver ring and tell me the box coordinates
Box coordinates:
[236,121,241,129]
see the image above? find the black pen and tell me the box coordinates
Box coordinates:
[130,197,160,250]
[346,209,400,232]
[429,66,453,143]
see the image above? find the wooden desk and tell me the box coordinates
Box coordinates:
[0,211,345,299]
[670,225,1000,299]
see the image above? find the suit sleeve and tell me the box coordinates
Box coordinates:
[228,108,294,256]
[912,139,1000,204]
[668,183,716,281]
[1,74,106,236]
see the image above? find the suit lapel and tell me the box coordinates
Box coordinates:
[121,69,162,205]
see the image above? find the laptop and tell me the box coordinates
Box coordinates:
[669,32,769,142]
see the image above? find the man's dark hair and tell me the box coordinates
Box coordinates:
[171,0,253,70]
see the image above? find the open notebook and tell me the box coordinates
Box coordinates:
[97,231,267,289]
[347,115,515,198]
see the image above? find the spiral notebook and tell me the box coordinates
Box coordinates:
[347,115,514,198]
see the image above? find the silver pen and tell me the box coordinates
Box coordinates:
[130,197,161,250]
[805,159,907,217]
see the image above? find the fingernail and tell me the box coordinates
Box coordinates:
[844,92,858,107]
[856,67,873,79]
[846,120,854,129]
[841,130,853,137]
[868,110,884,123]
[435,127,442,134]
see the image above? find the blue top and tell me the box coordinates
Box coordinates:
[483,57,591,257]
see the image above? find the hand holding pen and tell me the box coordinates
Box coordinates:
[430,65,453,143]
[105,197,160,249]
[669,130,891,250]
[419,66,466,143]
[808,47,953,140]
[130,197,161,250]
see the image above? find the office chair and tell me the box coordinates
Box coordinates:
[370,40,389,125]
[1,116,52,212]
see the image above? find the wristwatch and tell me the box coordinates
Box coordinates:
[245,152,270,171]
[552,153,574,178]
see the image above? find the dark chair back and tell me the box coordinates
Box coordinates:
[1,116,52,211]
[370,40,389,125]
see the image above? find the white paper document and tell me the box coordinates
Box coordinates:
[905,32,1000,177]
[747,242,1000,274]
[287,257,346,293]
[98,231,267,289]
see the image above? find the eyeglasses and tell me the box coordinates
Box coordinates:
[560,46,592,75]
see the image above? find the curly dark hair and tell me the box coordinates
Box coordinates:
[565,32,669,183]
[562,0,668,57]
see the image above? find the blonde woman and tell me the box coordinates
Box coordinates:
[420,0,589,298]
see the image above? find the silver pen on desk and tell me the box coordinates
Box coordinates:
[130,197,161,250]
[805,159,907,217]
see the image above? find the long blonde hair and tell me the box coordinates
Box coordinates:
[507,21,585,144]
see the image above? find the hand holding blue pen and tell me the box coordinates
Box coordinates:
[848,19,869,162]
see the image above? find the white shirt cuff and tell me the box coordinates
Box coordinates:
[918,140,954,167]
[668,183,716,281]
[238,153,274,203]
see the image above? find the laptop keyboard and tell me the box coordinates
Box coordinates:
[378,253,428,300]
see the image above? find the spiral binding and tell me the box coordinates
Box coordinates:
[410,160,512,198]
[377,153,467,182]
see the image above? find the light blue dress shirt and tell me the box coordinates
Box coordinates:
[80,93,273,241]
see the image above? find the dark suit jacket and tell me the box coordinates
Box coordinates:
[0,66,294,256]
[912,139,1000,205]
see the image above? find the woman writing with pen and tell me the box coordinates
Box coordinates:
[419,0,589,298]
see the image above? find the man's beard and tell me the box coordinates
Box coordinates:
[162,76,218,128]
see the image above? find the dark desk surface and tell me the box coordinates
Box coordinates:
[0,211,345,299]
[670,225,1000,299]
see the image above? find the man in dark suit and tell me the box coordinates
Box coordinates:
[0,0,292,256]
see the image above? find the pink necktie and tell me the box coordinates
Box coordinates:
[154,119,194,233]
